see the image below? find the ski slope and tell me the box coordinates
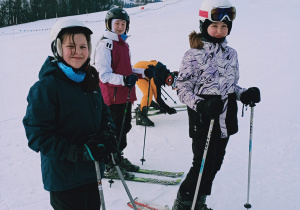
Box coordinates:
[0,0,299,209]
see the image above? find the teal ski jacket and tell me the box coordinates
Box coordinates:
[23,56,111,191]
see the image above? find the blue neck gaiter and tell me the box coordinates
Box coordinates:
[120,34,128,41]
[58,62,86,83]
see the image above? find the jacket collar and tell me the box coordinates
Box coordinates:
[103,30,129,41]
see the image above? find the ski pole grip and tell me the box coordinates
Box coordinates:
[250,101,256,107]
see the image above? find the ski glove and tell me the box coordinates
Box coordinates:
[165,106,177,115]
[144,65,155,79]
[123,74,138,88]
[197,98,223,119]
[66,129,120,163]
[240,87,261,106]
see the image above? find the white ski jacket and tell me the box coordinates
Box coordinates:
[93,30,144,86]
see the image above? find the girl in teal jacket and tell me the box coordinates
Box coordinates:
[23,18,117,210]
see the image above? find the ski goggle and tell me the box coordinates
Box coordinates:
[199,7,236,22]
[165,74,174,86]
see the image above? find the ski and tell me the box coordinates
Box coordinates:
[147,108,186,116]
[133,105,187,113]
[103,176,181,185]
[136,169,184,178]
[127,197,170,210]
[132,107,187,119]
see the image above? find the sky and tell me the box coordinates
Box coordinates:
[0,0,300,209]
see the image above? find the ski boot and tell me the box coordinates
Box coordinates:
[119,153,140,172]
[104,165,135,180]
[136,107,155,127]
[150,101,160,110]
[196,194,212,210]
[172,192,212,210]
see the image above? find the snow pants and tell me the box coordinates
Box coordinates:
[178,135,229,200]
[50,182,100,210]
[108,103,133,151]
[136,78,157,111]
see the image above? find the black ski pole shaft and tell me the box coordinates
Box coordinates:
[111,154,138,210]
[118,87,132,148]
[161,92,167,100]
[95,161,106,210]
[141,78,152,165]
[161,87,177,104]
[244,102,255,209]
[191,119,214,210]
[109,88,132,186]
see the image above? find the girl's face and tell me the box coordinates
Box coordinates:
[207,22,228,38]
[61,33,89,69]
[113,19,126,35]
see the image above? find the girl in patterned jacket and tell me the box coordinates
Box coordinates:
[172,0,261,209]
[93,7,154,179]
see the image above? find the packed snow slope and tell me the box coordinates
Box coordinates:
[0,0,299,209]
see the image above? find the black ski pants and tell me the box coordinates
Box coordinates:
[109,103,133,151]
[179,135,229,200]
[50,182,100,210]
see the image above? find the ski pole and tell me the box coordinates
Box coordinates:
[244,102,255,209]
[118,87,132,148]
[161,92,167,100]
[95,161,106,210]
[109,87,132,187]
[140,78,152,165]
[161,87,177,104]
[111,153,138,210]
[191,119,214,210]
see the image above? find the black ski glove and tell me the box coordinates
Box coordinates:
[66,128,120,163]
[123,74,138,88]
[144,65,155,79]
[240,87,261,105]
[165,106,177,115]
[197,98,223,119]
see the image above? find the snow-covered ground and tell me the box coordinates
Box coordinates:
[0,0,299,209]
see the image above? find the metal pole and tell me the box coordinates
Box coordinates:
[95,161,106,210]
[191,119,214,210]
[161,87,177,104]
[244,103,255,209]
[111,154,138,210]
[140,78,152,164]
[118,88,132,148]
[109,88,132,186]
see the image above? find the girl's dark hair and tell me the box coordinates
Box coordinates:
[58,27,91,57]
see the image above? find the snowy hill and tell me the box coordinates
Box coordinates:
[1,0,300,209]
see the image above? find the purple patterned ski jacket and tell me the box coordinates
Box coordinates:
[176,39,246,138]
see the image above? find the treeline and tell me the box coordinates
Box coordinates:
[0,0,124,28]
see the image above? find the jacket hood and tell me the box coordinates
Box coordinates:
[189,31,228,49]
[39,56,59,80]
[154,62,170,86]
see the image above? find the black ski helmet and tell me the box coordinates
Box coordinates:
[105,7,130,34]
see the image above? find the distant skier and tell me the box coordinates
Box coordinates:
[133,60,178,127]
[23,18,119,209]
[93,8,154,179]
[172,0,261,209]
